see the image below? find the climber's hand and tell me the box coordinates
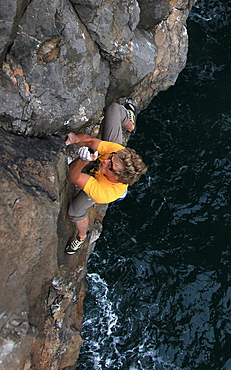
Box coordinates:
[65,133,77,145]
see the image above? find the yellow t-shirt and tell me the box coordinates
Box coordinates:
[83,141,128,203]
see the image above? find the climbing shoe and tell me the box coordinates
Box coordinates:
[65,234,88,255]
[124,99,137,133]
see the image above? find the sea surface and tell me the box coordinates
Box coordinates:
[77,1,231,369]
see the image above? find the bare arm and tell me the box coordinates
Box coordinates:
[67,158,91,189]
[65,132,101,152]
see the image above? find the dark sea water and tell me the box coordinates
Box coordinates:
[77,1,231,369]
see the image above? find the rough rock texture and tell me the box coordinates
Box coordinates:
[0,0,196,369]
[0,128,106,370]
[0,0,195,136]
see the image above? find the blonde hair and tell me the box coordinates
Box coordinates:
[116,148,148,185]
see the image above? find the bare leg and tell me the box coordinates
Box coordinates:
[68,191,95,241]
[75,216,88,240]
[122,119,134,132]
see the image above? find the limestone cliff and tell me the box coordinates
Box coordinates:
[0,0,196,369]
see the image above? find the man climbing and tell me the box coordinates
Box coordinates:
[65,100,147,255]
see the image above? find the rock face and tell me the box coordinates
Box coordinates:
[0,0,196,369]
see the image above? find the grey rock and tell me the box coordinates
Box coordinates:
[1,0,109,135]
[137,0,171,29]
[0,1,197,369]
[72,0,140,60]
[0,0,194,137]
[106,27,157,103]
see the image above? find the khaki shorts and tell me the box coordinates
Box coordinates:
[68,190,95,223]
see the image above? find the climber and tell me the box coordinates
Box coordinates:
[65,100,148,255]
